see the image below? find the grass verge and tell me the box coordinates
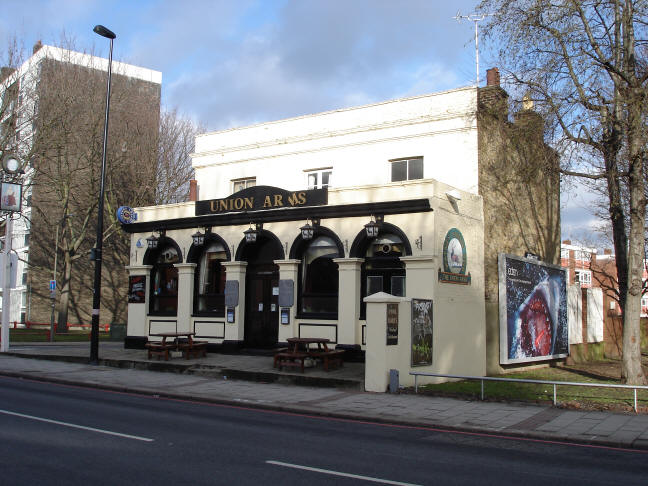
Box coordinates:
[7,328,111,342]
[412,365,648,413]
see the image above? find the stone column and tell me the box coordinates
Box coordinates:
[364,292,410,392]
[400,256,437,299]
[333,258,363,345]
[222,261,247,342]
[274,259,299,343]
[124,265,152,346]
[175,263,196,333]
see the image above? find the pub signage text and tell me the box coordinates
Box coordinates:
[195,185,328,216]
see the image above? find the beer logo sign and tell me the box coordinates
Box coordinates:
[117,206,137,224]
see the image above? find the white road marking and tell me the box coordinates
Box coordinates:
[0,409,154,442]
[266,460,422,485]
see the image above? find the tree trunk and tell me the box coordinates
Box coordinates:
[621,102,647,384]
[56,251,72,333]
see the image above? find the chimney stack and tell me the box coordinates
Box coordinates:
[33,40,43,55]
[486,67,500,87]
[189,180,198,201]
[478,67,508,119]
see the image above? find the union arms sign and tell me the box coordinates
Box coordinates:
[195,185,328,216]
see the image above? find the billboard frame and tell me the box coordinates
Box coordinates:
[498,253,568,365]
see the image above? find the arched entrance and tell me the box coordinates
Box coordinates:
[238,231,284,347]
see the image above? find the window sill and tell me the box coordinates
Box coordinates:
[295,313,338,320]
[192,312,225,318]
[148,312,178,317]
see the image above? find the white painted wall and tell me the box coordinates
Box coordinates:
[586,287,604,343]
[192,87,479,198]
[567,284,583,344]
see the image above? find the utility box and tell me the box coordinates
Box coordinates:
[109,323,126,341]
[389,369,399,394]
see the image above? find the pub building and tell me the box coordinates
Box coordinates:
[122,72,559,377]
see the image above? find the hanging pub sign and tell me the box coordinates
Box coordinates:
[195,185,328,216]
[128,275,146,303]
[0,182,22,213]
[438,227,471,285]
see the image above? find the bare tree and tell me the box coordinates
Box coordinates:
[480,0,647,384]
[155,108,199,204]
[24,39,160,328]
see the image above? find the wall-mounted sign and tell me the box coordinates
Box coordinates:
[224,281,239,307]
[386,303,398,345]
[128,275,146,303]
[439,228,471,285]
[195,185,327,216]
[227,307,235,323]
[281,308,290,325]
[278,280,294,307]
[116,206,137,224]
[411,298,433,366]
[498,254,568,364]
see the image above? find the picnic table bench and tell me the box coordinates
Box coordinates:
[274,338,344,372]
[147,332,207,361]
[145,341,175,361]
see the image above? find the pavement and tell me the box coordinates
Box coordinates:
[2,341,648,451]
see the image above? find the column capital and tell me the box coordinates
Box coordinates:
[400,255,437,269]
[274,259,300,266]
[222,261,248,269]
[125,265,152,275]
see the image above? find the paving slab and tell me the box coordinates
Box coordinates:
[1,343,648,450]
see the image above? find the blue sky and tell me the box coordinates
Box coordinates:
[1,0,602,246]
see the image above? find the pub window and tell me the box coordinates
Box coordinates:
[298,236,340,317]
[361,233,405,318]
[150,245,179,315]
[391,157,423,182]
[194,241,227,316]
[232,177,256,193]
[306,168,332,189]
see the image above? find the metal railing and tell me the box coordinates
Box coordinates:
[410,371,648,412]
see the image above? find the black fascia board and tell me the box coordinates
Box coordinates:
[121,198,432,234]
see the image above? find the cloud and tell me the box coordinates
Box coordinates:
[161,0,482,129]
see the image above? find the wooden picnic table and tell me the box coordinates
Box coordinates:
[274,337,344,372]
[146,331,207,360]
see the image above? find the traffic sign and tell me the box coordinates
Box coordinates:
[49,279,56,291]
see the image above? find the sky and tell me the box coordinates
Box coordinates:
[1,0,604,247]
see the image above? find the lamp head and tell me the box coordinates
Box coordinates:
[93,25,116,39]
[2,154,22,174]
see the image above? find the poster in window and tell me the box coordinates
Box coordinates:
[411,299,433,366]
[128,275,146,303]
[498,254,568,364]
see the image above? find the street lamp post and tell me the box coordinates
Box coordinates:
[90,24,116,364]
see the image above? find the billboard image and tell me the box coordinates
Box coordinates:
[499,254,568,364]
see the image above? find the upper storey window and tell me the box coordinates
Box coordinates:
[391,157,423,182]
[306,168,332,189]
[232,177,256,193]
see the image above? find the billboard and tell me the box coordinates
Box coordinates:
[499,254,568,364]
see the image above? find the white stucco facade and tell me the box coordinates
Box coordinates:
[124,86,487,381]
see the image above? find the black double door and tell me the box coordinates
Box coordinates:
[244,264,279,347]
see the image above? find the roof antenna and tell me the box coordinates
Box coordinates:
[453,11,493,87]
